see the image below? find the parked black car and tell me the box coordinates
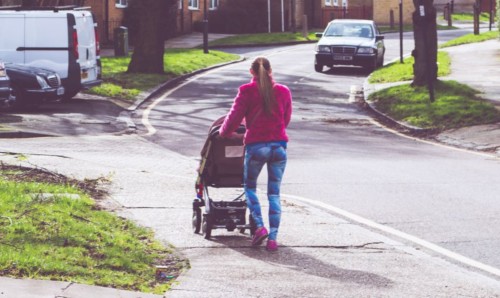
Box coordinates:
[314,19,385,73]
[5,63,64,107]
[0,61,12,105]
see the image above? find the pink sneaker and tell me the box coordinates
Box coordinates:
[266,240,278,251]
[252,227,268,246]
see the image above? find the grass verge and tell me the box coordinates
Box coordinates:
[87,49,240,101]
[439,30,499,48]
[369,51,451,84]
[368,80,500,130]
[0,163,187,294]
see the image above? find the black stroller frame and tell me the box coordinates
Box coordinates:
[193,117,255,239]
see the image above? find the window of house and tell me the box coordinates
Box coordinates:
[188,0,199,9]
[333,0,338,6]
[179,0,182,9]
[209,0,218,10]
[325,0,332,6]
[115,0,128,8]
[342,0,347,7]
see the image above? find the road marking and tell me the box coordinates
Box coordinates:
[283,193,500,279]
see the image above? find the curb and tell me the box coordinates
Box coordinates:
[361,77,439,137]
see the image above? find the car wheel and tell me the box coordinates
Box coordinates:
[314,63,324,73]
[378,54,385,67]
[10,87,38,110]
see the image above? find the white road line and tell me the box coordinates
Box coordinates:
[283,193,500,279]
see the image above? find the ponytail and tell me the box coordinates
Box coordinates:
[251,57,275,115]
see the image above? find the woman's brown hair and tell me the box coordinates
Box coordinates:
[251,57,275,115]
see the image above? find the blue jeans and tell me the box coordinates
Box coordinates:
[244,142,287,241]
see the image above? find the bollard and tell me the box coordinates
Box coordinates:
[114,26,129,56]
[302,15,308,38]
[390,9,395,29]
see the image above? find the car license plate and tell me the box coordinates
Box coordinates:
[333,55,353,61]
[57,87,65,96]
[81,70,88,79]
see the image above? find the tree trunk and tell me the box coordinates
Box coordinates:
[127,0,172,74]
[411,0,438,87]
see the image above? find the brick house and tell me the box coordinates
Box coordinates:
[84,0,126,44]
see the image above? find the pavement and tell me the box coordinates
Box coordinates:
[1,30,500,297]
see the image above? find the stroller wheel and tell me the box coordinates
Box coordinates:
[192,208,201,234]
[202,214,212,239]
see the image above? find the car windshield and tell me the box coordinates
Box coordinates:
[324,23,373,38]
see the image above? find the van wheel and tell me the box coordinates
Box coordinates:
[62,90,79,101]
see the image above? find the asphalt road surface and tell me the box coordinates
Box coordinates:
[136,30,500,280]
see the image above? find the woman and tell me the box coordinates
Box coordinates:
[219,57,292,251]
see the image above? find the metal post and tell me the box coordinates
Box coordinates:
[490,0,494,31]
[291,0,296,33]
[268,0,271,33]
[399,0,403,63]
[281,0,284,32]
[203,0,209,54]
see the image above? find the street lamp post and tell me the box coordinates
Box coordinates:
[399,0,403,63]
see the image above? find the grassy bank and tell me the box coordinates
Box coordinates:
[440,30,499,48]
[369,51,451,84]
[368,80,500,130]
[0,163,187,294]
[368,28,500,131]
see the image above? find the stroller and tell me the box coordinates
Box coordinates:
[193,116,255,239]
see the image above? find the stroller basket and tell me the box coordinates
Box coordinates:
[192,116,255,239]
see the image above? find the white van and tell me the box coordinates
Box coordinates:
[0,7,102,99]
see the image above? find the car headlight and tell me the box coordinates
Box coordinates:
[36,75,50,89]
[357,47,375,54]
[316,45,331,53]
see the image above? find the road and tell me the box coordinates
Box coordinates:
[136,28,500,279]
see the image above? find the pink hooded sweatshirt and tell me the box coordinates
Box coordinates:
[219,77,292,145]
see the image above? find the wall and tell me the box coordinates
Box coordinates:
[373,0,413,25]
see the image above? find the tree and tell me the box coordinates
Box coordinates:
[127,0,176,74]
[411,0,438,92]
